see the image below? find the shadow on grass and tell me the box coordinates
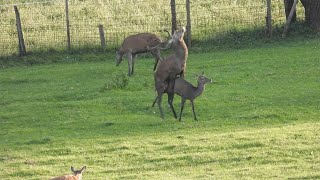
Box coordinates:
[25,137,52,145]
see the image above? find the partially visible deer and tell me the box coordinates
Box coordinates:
[153,27,188,119]
[174,73,213,121]
[49,166,86,180]
[116,32,165,76]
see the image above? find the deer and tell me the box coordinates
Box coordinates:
[153,27,188,119]
[49,166,86,180]
[116,32,168,76]
[174,73,213,121]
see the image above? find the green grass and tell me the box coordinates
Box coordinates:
[0,38,320,179]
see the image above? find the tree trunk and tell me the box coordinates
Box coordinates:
[301,0,320,31]
[170,0,177,35]
[284,0,296,23]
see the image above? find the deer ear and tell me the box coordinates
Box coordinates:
[71,166,75,172]
[80,166,86,172]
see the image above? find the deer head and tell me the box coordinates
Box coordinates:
[165,27,186,48]
[115,49,123,66]
[71,166,86,180]
[197,72,213,84]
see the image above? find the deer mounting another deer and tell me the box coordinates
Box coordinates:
[116,33,165,76]
[153,27,188,119]
[174,72,213,121]
[49,166,86,180]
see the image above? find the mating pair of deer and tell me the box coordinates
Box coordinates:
[116,27,213,121]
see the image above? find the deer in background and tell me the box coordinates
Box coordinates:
[49,166,86,180]
[116,32,166,76]
[153,27,188,119]
[174,73,213,121]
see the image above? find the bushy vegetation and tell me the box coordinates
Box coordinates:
[0,37,319,179]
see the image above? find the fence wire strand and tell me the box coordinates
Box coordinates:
[0,0,305,56]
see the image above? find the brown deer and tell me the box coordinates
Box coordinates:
[49,166,86,180]
[174,73,213,121]
[153,27,188,119]
[116,33,163,76]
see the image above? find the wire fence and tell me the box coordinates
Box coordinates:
[0,0,305,57]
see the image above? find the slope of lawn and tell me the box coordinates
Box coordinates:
[0,38,319,179]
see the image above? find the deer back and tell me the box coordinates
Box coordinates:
[120,33,161,53]
[174,77,196,99]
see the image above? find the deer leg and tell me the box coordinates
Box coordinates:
[152,96,158,107]
[132,54,137,75]
[154,80,168,107]
[190,100,197,121]
[167,80,177,119]
[179,70,185,78]
[153,59,159,71]
[127,53,133,76]
[150,49,162,71]
[168,92,177,119]
[179,98,186,121]
[157,93,164,119]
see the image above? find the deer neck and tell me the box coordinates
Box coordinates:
[172,38,188,62]
[194,82,205,98]
[75,174,82,180]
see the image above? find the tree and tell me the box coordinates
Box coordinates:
[284,0,297,23]
[300,0,320,31]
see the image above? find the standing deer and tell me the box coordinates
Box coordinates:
[49,166,86,180]
[174,73,213,121]
[116,33,163,76]
[153,27,188,119]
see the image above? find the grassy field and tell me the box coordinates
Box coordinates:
[0,38,320,179]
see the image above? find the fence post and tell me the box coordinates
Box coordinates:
[170,0,177,34]
[266,0,272,37]
[186,0,191,47]
[14,6,26,56]
[99,25,106,50]
[65,0,71,49]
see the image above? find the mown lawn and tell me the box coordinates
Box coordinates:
[0,39,319,179]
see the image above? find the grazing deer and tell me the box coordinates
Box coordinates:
[49,166,86,180]
[116,33,163,76]
[153,27,188,119]
[174,73,213,121]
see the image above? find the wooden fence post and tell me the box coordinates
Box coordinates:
[170,0,177,35]
[186,0,191,47]
[99,25,106,50]
[282,0,298,38]
[65,0,71,49]
[266,0,272,37]
[14,6,26,56]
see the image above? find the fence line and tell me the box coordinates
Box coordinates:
[0,0,305,57]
